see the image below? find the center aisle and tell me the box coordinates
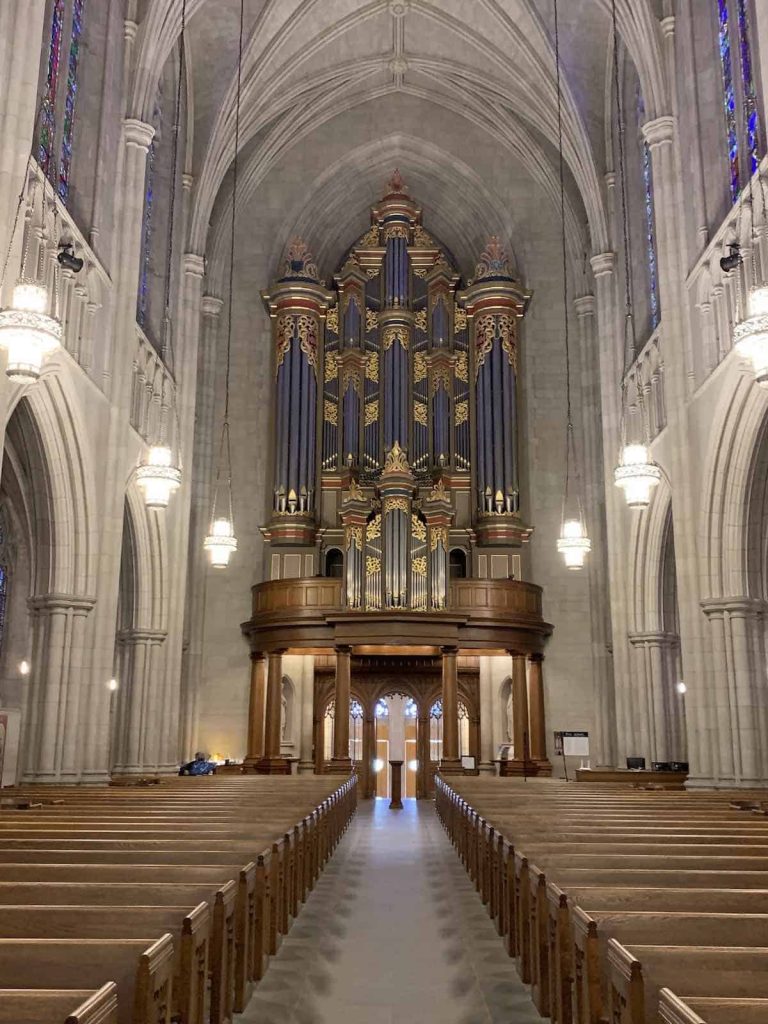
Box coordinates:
[239,797,541,1024]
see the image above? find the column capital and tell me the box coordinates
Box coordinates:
[123,118,155,151]
[528,652,545,664]
[574,294,596,318]
[116,627,168,644]
[440,645,458,656]
[604,171,616,190]
[182,173,194,193]
[123,19,138,44]
[335,644,353,656]
[590,252,615,278]
[202,294,224,317]
[28,594,96,614]
[701,596,766,618]
[627,630,679,649]
[183,253,205,279]
[641,115,676,149]
[250,650,266,663]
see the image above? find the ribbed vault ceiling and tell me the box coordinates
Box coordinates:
[130,0,670,283]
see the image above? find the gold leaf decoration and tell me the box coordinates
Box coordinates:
[413,225,434,247]
[326,306,339,334]
[324,351,339,382]
[455,351,468,382]
[414,350,427,383]
[345,525,363,550]
[455,399,469,425]
[414,308,428,331]
[383,441,410,474]
[359,225,380,248]
[324,400,338,425]
[430,526,449,550]
[411,514,427,542]
[366,351,379,382]
[414,400,428,426]
[365,399,379,426]
[412,556,427,577]
[366,556,382,576]
[365,308,379,332]
[454,306,468,332]
[383,326,409,350]
[383,496,410,515]
[366,513,382,541]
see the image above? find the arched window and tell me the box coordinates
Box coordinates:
[717,0,764,202]
[325,548,344,578]
[429,698,470,760]
[38,0,88,202]
[636,90,660,331]
[449,548,467,579]
[39,0,65,180]
[350,700,363,762]
[58,0,86,202]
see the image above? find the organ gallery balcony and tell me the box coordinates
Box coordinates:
[243,576,552,654]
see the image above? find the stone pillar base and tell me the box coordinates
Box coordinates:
[438,758,463,775]
[254,757,292,775]
[498,758,547,778]
[325,757,353,775]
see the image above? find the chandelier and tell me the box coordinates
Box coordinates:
[203,0,244,568]
[614,442,661,508]
[0,278,62,381]
[204,516,238,568]
[734,284,768,384]
[136,443,181,508]
[553,0,590,570]
[557,518,592,570]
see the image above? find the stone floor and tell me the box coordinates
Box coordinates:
[239,798,542,1024]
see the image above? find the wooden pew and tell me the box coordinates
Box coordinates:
[0,983,118,1024]
[659,988,768,1024]
[0,936,173,1024]
[572,907,768,1024]
[0,905,208,1024]
[608,941,768,1024]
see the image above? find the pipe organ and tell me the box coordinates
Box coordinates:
[261,172,532,608]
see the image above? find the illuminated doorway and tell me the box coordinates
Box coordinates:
[373,694,419,799]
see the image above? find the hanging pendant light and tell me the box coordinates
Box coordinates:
[0,278,62,381]
[204,0,244,567]
[553,0,591,570]
[136,441,182,508]
[136,0,187,509]
[609,0,660,510]
[0,150,63,382]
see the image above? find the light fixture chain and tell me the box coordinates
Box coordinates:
[224,0,245,432]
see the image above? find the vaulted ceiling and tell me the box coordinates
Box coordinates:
[130,0,670,283]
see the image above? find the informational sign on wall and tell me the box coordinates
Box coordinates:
[554,731,589,757]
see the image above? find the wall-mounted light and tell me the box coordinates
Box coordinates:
[19,659,30,676]
[676,681,687,695]
[57,242,84,274]
[372,758,384,773]
[107,678,118,692]
[719,242,742,274]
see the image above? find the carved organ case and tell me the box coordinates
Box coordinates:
[261,172,532,606]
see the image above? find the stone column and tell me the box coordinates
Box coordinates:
[330,645,352,770]
[244,653,266,768]
[160,252,206,772]
[111,629,167,776]
[80,118,156,785]
[21,596,96,783]
[415,709,430,798]
[642,116,709,786]
[0,1,45,269]
[257,650,290,774]
[527,655,551,773]
[574,294,616,766]
[591,251,630,766]
[181,295,223,760]
[439,645,460,771]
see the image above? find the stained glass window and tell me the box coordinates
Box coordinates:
[637,91,660,331]
[0,566,7,654]
[737,0,762,178]
[718,0,740,201]
[137,106,160,328]
[39,0,65,181]
[58,0,86,202]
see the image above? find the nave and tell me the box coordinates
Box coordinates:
[241,799,540,1024]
